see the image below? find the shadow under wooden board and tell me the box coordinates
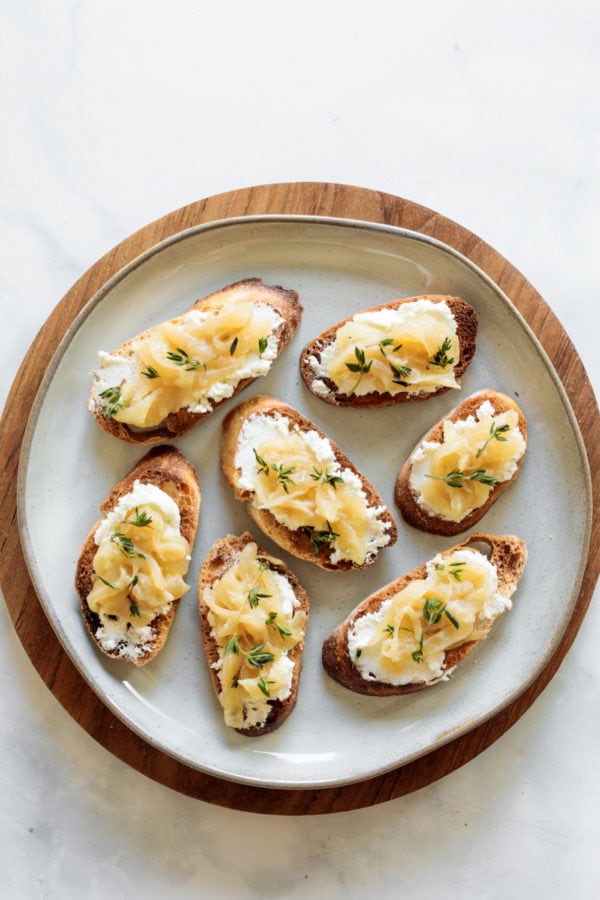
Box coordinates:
[1,182,598,815]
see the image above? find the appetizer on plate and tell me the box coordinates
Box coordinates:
[322,533,527,694]
[88,278,302,443]
[300,294,477,406]
[395,389,527,535]
[199,532,309,736]
[75,446,200,665]
[220,395,398,571]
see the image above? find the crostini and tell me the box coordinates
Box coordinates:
[220,395,398,571]
[88,278,303,444]
[300,294,477,407]
[199,532,309,736]
[75,446,201,665]
[395,389,527,535]
[322,533,527,694]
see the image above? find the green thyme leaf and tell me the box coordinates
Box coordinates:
[244,643,276,668]
[271,462,296,493]
[247,586,272,608]
[389,361,412,385]
[265,611,292,638]
[412,634,425,663]
[229,336,239,356]
[378,338,395,356]
[436,560,467,581]
[254,449,270,477]
[345,345,373,375]
[444,608,460,629]
[468,469,499,487]
[257,676,274,698]
[166,347,204,371]
[301,523,340,555]
[427,469,465,488]
[141,365,160,379]
[129,598,142,618]
[309,467,344,489]
[426,468,498,489]
[129,507,153,527]
[258,336,268,356]
[99,386,124,419]
[97,575,116,590]
[225,635,240,656]
[476,420,512,457]
[423,597,460,630]
[423,597,445,625]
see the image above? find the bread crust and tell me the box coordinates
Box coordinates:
[220,395,398,571]
[89,278,303,444]
[395,389,527,536]
[198,531,310,736]
[300,294,478,407]
[75,446,201,665]
[322,533,527,695]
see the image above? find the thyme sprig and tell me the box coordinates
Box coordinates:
[426,468,498,488]
[377,337,404,357]
[389,361,412,385]
[253,450,296,492]
[345,345,372,375]
[166,347,204,371]
[110,532,146,559]
[141,365,160,379]
[265,610,292,639]
[247,584,272,609]
[271,462,297,493]
[376,594,460,666]
[128,507,153,528]
[128,575,141,618]
[254,449,270,477]
[309,466,345,489]
[224,637,275,668]
[301,523,340,555]
[99,386,124,419]
[435,560,466,581]
[95,571,141,618]
[476,420,511,457]
[423,596,460,629]
[430,336,455,368]
[345,345,373,393]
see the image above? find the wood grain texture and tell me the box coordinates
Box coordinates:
[1,182,598,814]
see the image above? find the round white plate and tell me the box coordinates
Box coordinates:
[18,216,592,789]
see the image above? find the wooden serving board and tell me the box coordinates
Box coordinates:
[1,183,598,814]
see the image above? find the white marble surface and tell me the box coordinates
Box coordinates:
[1,1,598,897]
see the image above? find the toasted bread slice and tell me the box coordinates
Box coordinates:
[300,294,478,407]
[322,533,527,695]
[220,395,398,571]
[199,532,309,736]
[395,389,527,536]
[88,278,303,444]
[75,446,200,665]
